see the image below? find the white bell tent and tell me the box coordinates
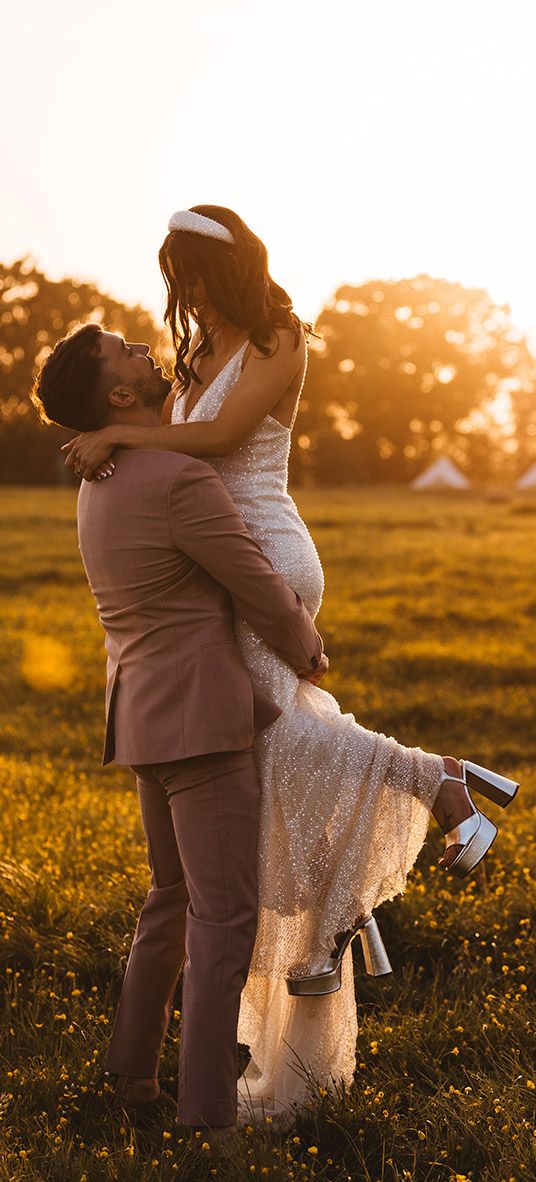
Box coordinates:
[517,463,536,490]
[411,456,471,491]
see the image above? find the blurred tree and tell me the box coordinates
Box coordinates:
[290,275,536,484]
[2,261,535,485]
[0,258,165,483]
[508,345,536,479]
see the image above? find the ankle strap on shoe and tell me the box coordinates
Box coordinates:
[439,766,466,787]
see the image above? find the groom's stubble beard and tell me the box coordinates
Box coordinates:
[131,371,173,413]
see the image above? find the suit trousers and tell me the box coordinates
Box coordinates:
[105,748,261,1127]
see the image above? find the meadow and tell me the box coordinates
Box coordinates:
[0,485,534,1182]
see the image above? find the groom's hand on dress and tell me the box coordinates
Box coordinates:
[299,653,329,684]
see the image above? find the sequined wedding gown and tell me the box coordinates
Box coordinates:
[172,343,443,1125]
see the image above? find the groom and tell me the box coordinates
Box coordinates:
[32,323,326,1139]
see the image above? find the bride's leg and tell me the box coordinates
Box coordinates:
[432,756,474,869]
[332,757,476,947]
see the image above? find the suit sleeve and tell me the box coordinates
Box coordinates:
[167,458,323,675]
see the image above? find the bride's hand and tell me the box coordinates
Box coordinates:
[62,427,116,481]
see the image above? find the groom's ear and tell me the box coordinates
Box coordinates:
[107,386,137,409]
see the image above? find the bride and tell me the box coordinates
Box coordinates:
[64,205,518,1124]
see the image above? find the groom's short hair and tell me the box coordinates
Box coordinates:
[32,323,108,432]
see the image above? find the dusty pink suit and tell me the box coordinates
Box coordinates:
[77,448,323,1127]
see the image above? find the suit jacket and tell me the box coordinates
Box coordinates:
[77,449,323,766]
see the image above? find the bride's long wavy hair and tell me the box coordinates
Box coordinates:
[159,205,311,389]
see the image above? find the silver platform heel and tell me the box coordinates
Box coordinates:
[357,915,393,976]
[440,765,498,878]
[286,913,393,997]
[463,761,519,808]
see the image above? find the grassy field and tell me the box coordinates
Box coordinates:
[0,485,534,1182]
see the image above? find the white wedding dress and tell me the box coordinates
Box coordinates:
[172,342,443,1125]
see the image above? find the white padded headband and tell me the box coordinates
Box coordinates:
[168,210,234,244]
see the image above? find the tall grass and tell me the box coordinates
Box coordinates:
[0,487,534,1181]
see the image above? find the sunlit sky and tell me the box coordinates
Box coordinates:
[3,0,536,333]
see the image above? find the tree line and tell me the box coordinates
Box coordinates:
[1,259,535,484]
[0,259,162,484]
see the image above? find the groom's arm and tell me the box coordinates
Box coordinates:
[167,458,323,677]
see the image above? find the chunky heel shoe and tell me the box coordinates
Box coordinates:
[463,761,519,809]
[439,766,498,878]
[286,913,392,997]
[356,914,393,976]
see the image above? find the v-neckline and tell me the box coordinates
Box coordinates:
[183,341,248,422]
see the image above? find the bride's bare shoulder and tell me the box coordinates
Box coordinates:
[245,325,306,368]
